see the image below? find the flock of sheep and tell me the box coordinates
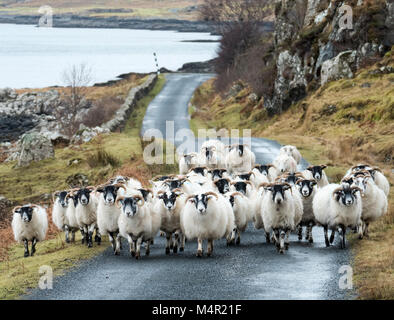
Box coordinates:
[11,139,389,258]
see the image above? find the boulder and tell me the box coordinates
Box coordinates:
[71,126,110,144]
[66,173,89,188]
[321,50,357,85]
[16,132,55,167]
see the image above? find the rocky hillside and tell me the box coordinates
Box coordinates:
[264,0,393,114]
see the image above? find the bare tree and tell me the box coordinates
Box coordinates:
[57,63,93,137]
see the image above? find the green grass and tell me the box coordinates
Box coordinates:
[0,233,108,300]
[0,74,167,300]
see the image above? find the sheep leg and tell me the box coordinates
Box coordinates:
[323,226,330,247]
[127,235,135,257]
[87,224,95,248]
[207,239,213,257]
[71,229,76,242]
[196,238,203,257]
[180,233,185,252]
[284,229,290,250]
[173,232,179,254]
[108,232,115,251]
[145,240,151,256]
[80,227,85,244]
[365,223,370,238]
[31,237,37,256]
[94,227,101,245]
[340,225,346,249]
[279,231,285,254]
[329,228,336,244]
[273,229,280,251]
[297,225,303,241]
[135,237,142,260]
[265,231,271,243]
[236,229,241,245]
[308,223,314,243]
[23,239,29,258]
[114,234,121,256]
[165,233,171,255]
[358,222,364,240]
[64,225,70,243]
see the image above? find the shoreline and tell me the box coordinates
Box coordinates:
[0,14,274,34]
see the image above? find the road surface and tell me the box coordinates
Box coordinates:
[26,73,355,300]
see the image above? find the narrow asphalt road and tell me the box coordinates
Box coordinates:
[26,73,354,300]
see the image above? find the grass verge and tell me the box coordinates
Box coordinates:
[0,74,167,299]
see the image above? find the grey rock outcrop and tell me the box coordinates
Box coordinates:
[16,132,55,167]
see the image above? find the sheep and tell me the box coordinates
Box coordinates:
[273,153,297,174]
[225,144,256,176]
[207,168,228,181]
[313,184,362,248]
[295,178,318,243]
[65,190,80,243]
[224,192,248,245]
[116,194,161,259]
[52,190,72,242]
[253,164,278,182]
[211,178,231,195]
[346,164,389,196]
[279,145,302,164]
[197,139,227,169]
[351,171,388,239]
[303,165,329,189]
[96,183,126,254]
[73,186,100,247]
[181,191,235,257]
[178,152,198,175]
[12,204,48,257]
[154,189,186,254]
[230,180,257,225]
[260,183,296,253]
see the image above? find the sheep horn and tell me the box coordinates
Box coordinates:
[204,191,219,200]
[351,186,362,193]
[52,191,62,203]
[231,192,243,198]
[115,196,125,208]
[258,182,269,189]
[371,167,382,173]
[133,195,145,207]
[12,206,23,214]
[186,194,196,203]
[86,186,95,191]
[114,183,127,191]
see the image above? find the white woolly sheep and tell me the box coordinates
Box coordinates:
[96,183,126,254]
[346,164,389,196]
[116,194,161,259]
[273,153,297,174]
[52,190,72,242]
[279,145,302,164]
[154,189,187,254]
[74,186,100,247]
[351,171,388,239]
[253,164,278,183]
[181,191,235,257]
[225,192,249,245]
[260,183,296,254]
[295,178,318,243]
[225,144,256,176]
[313,184,362,248]
[303,165,329,189]
[12,204,48,257]
[178,152,198,175]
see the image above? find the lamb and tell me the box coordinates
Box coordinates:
[273,153,297,174]
[225,144,256,176]
[73,186,100,247]
[351,171,388,239]
[178,152,198,175]
[52,190,72,242]
[279,145,302,164]
[295,178,318,243]
[224,192,248,245]
[154,189,186,254]
[116,194,161,259]
[346,164,389,196]
[181,191,235,257]
[303,165,329,189]
[253,164,278,182]
[96,183,126,254]
[12,204,48,257]
[260,183,296,253]
[313,184,362,248]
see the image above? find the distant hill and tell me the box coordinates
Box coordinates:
[0,0,203,21]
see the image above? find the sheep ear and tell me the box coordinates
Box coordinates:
[307,167,313,171]
[320,165,327,170]
[188,198,196,204]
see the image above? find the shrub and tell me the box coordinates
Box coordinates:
[87,149,120,168]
